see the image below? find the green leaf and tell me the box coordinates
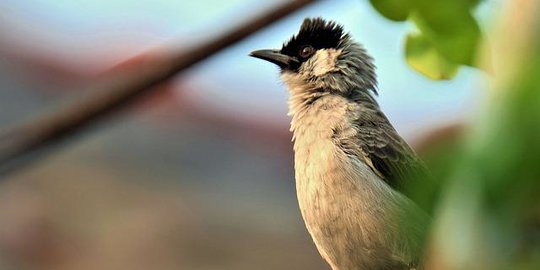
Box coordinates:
[405,33,459,80]
[410,2,482,67]
[369,0,412,22]
[467,0,484,8]
[367,0,488,80]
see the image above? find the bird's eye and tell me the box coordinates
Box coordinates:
[299,45,315,58]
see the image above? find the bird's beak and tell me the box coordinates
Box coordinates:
[249,49,298,69]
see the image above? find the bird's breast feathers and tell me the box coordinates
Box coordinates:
[290,94,423,269]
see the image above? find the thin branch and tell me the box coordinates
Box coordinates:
[0,0,318,175]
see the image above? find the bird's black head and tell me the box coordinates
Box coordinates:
[250,17,347,71]
[251,17,377,95]
[279,18,346,70]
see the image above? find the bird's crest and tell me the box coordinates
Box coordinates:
[281,17,348,56]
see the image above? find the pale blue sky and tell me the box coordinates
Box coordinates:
[0,0,499,139]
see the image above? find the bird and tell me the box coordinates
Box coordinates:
[250,18,430,270]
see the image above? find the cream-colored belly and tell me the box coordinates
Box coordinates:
[294,139,416,270]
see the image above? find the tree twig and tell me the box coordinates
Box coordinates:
[0,0,318,176]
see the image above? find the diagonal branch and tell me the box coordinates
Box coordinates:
[0,0,318,175]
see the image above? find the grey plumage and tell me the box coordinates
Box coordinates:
[251,18,429,270]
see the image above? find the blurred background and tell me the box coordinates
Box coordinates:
[0,0,505,269]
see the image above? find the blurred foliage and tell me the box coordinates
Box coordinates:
[405,33,459,80]
[410,1,540,269]
[369,0,484,80]
[376,1,540,269]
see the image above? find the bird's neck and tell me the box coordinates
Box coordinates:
[285,82,377,139]
[287,90,354,161]
[287,86,332,140]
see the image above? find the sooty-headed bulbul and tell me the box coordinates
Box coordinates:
[250,18,429,270]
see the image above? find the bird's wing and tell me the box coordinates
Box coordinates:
[339,97,428,191]
[356,114,426,189]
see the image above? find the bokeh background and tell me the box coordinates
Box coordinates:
[0,0,504,269]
